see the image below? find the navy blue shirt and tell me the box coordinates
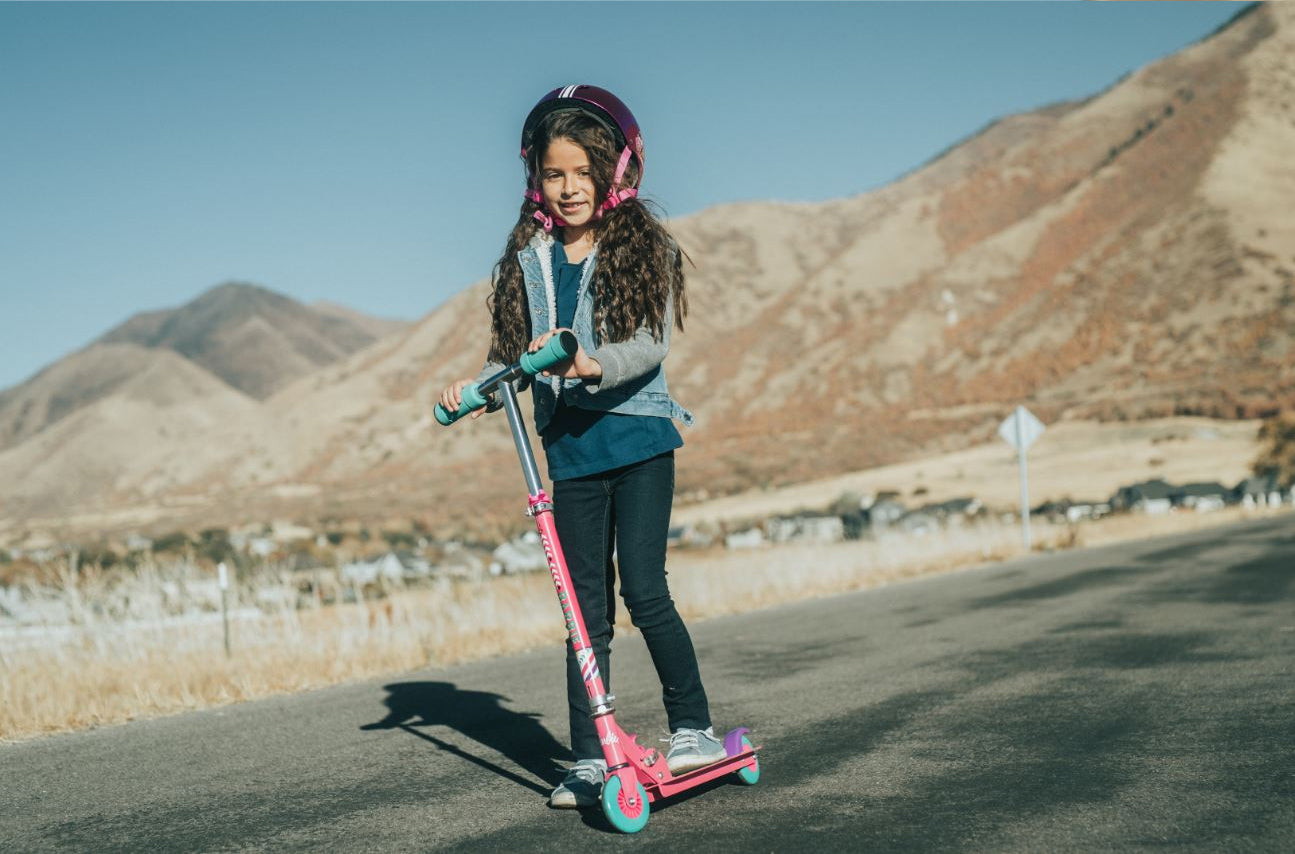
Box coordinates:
[541,241,682,481]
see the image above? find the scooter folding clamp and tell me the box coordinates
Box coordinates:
[589,692,616,716]
[526,501,554,516]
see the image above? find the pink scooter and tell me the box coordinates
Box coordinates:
[436,331,760,833]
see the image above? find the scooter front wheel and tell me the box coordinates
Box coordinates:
[601,773,650,833]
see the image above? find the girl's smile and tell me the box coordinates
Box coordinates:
[541,137,598,237]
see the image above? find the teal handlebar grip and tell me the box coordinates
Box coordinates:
[519,330,579,377]
[434,382,488,426]
[434,331,577,427]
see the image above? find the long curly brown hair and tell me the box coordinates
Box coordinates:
[486,110,688,365]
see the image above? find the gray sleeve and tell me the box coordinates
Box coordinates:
[473,360,506,387]
[583,293,674,394]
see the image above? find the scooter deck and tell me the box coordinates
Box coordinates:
[639,746,761,801]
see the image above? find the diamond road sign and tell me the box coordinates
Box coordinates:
[998,405,1045,452]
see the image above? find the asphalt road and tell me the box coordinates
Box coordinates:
[2,515,1292,852]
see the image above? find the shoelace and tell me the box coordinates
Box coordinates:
[568,761,605,785]
[663,730,701,752]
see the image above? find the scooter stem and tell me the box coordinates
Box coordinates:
[497,380,629,771]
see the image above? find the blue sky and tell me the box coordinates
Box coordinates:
[0,2,1246,391]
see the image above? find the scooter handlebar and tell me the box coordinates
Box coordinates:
[434,331,578,426]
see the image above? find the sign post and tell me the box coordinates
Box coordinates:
[998,406,1046,552]
[218,561,231,658]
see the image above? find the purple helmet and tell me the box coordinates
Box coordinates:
[521,84,644,184]
[520,84,644,231]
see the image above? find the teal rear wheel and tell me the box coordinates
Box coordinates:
[601,773,650,834]
[736,736,760,785]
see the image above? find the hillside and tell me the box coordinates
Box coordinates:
[96,282,403,399]
[0,3,1291,533]
[0,346,264,514]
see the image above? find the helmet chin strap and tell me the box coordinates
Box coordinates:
[525,189,568,232]
[526,146,637,234]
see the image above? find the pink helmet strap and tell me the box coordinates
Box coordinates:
[598,146,636,215]
[525,188,567,233]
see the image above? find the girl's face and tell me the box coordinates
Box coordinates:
[539,137,597,229]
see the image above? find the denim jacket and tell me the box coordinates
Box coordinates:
[475,231,694,434]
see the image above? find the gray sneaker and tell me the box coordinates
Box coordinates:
[665,726,727,774]
[549,758,607,809]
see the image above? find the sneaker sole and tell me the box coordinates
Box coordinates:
[549,788,602,809]
[667,753,727,775]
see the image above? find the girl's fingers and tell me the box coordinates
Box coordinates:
[440,378,474,412]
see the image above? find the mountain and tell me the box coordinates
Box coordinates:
[0,283,410,456]
[1,3,1291,531]
[95,282,405,400]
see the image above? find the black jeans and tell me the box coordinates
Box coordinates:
[552,451,711,759]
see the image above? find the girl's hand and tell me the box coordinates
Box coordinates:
[438,377,487,420]
[527,329,603,380]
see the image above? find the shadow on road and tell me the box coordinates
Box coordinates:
[361,681,571,795]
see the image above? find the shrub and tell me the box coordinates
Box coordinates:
[1253,413,1295,488]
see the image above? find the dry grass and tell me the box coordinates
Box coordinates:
[0,574,565,742]
[1,504,1287,743]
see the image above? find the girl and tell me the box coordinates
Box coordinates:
[438,85,725,809]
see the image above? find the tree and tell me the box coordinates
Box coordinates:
[1253,413,1295,488]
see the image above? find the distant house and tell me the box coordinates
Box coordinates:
[724,528,766,550]
[766,514,845,545]
[341,552,407,588]
[896,511,939,536]
[1065,501,1111,523]
[1171,482,1229,512]
[395,550,433,579]
[490,531,547,576]
[1112,479,1175,514]
[1034,498,1111,523]
[863,498,907,531]
[922,497,983,526]
[1233,474,1285,508]
[667,524,716,549]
